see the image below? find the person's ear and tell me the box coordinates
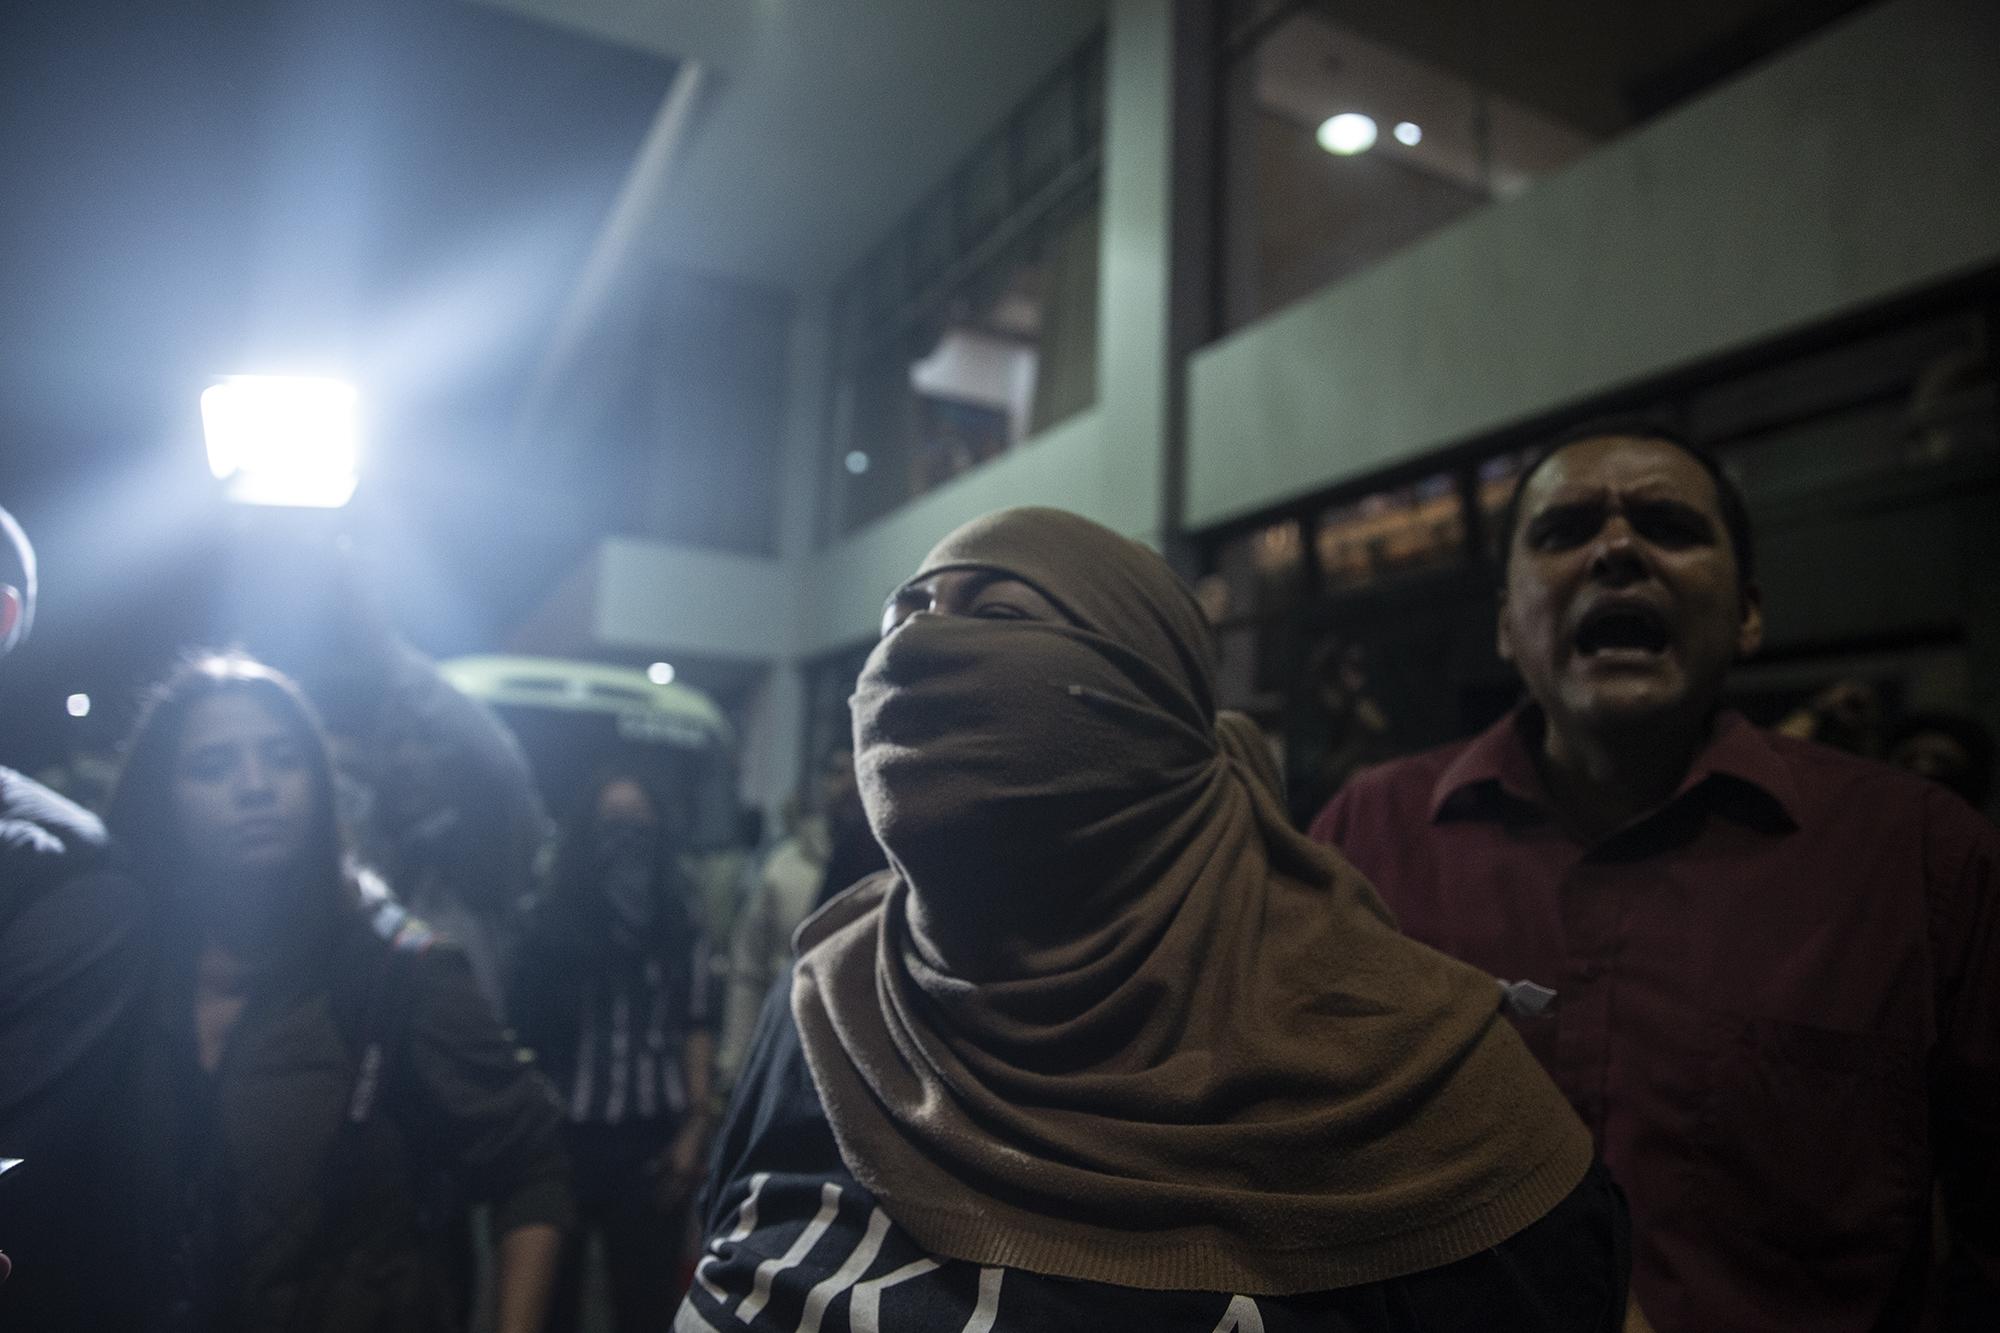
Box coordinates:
[1495,589,1516,666]
[0,585,21,653]
[1736,581,1765,659]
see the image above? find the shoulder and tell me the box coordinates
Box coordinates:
[712,977,841,1185]
[1733,734,2000,939]
[1309,737,1472,843]
[1345,738,1475,802]
[336,897,484,1022]
[755,840,828,916]
[1760,730,1928,803]
[1761,731,1989,845]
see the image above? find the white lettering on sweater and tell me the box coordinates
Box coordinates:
[847,1257,941,1332]
[695,1172,770,1304]
[962,1266,1004,1333]
[739,1183,843,1322]
[1210,1294,1266,1333]
[797,1207,892,1333]
[696,1181,1008,1333]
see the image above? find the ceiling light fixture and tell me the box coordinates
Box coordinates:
[1316,112,1378,156]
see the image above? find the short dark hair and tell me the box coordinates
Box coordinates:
[1494,415,1756,590]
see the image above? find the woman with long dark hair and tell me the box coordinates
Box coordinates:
[509,764,715,1332]
[108,652,570,1333]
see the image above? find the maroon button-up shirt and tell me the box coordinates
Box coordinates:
[1312,708,2000,1332]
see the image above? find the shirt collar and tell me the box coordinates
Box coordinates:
[1430,704,1802,833]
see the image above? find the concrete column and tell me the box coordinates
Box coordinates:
[737,659,808,819]
[1095,0,1178,543]
[777,293,833,563]
[739,293,838,811]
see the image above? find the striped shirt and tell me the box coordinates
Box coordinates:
[561,937,711,1126]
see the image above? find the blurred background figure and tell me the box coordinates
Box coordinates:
[311,568,548,1015]
[1283,632,1392,828]
[1887,710,1995,812]
[716,746,882,1095]
[1775,679,1995,815]
[1,504,150,1330]
[1774,678,1883,755]
[811,747,889,912]
[509,764,713,1332]
[107,651,569,1333]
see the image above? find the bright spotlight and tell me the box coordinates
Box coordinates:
[200,376,360,508]
[844,450,871,475]
[1393,121,1423,146]
[646,661,676,686]
[1316,112,1378,156]
[66,692,91,718]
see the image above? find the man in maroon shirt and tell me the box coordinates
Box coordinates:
[1311,423,1998,1332]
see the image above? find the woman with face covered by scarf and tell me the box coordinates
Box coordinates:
[509,766,715,1331]
[680,507,1635,1333]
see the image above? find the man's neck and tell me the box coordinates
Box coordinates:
[1536,709,1714,841]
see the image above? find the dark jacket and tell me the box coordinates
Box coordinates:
[508,877,710,1130]
[0,767,150,1329]
[365,644,547,1011]
[133,900,573,1333]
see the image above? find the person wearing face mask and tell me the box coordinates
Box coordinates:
[679,507,1638,1333]
[510,766,716,1331]
[108,653,570,1333]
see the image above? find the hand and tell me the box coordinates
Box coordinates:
[652,1115,712,1215]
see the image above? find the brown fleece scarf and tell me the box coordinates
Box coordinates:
[792,507,1591,1295]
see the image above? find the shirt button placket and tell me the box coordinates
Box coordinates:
[1556,858,1619,1139]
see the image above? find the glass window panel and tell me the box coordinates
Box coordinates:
[1016,78,1074,194]
[957,137,1012,244]
[826,35,1103,538]
[1217,1,1881,335]
[910,196,955,291]
[1212,517,1308,624]
[1315,471,1465,590]
[1475,449,1529,561]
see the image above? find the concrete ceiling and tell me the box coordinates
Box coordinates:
[478,0,1110,293]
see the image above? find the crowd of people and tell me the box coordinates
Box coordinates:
[3,418,1996,1333]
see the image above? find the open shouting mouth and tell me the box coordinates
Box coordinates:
[1573,602,1671,660]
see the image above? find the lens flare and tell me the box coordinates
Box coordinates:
[200,376,361,508]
